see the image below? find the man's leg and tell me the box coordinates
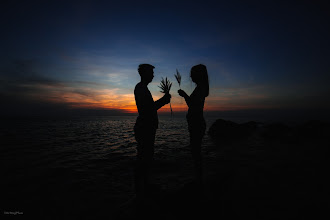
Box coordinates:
[134,129,155,198]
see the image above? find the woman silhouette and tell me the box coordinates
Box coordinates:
[178,64,209,187]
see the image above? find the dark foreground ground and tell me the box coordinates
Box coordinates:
[2,119,329,219]
[115,120,329,220]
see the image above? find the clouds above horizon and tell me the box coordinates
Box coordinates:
[1,0,330,117]
[0,58,136,113]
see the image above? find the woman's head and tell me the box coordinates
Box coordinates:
[190,64,209,97]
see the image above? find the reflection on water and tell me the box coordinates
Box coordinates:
[1,116,215,180]
[1,116,217,163]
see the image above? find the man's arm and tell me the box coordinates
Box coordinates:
[154,93,171,110]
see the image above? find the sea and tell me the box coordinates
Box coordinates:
[2,114,327,218]
[0,114,287,216]
[1,115,218,166]
[0,115,219,215]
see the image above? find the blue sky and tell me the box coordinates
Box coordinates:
[1,0,329,117]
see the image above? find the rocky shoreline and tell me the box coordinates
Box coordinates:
[208,118,330,142]
[116,119,329,219]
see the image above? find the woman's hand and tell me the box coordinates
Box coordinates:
[178,89,187,98]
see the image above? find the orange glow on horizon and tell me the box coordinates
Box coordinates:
[40,86,274,114]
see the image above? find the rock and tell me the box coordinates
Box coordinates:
[261,123,292,140]
[208,118,330,144]
[208,119,258,141]
[293,120,330,140]
[241,121,259,130]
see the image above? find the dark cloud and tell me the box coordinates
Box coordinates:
[0,59,130,117]
[73,81,109,87]
[1,59,63,88]
[0,59,63,101]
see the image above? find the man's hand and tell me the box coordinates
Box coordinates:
[164,92,171,104]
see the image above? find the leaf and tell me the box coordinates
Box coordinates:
[159,77,172,93]
[175,69,181,86]
[159,76,173,116]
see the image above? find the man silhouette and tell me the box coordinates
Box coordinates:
[134,64,171,199]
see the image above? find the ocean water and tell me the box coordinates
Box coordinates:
[3,115,326,218]
[1,115,219,214]
[1,115,217,164]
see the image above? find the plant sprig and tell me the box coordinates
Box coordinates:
[158,77,172,94]
[174,69,181,89]
[158,77,173,116]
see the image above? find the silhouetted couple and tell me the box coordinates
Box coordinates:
[134,64,209,200]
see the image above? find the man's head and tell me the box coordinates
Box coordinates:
[138,64,154,83]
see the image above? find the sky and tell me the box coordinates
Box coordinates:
[1,0,330,119]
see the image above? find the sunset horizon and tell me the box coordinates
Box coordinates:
[1,0,330,120]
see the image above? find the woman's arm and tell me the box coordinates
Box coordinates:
[178,89,191,107]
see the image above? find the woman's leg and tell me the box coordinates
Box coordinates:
[190,131,204,185]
